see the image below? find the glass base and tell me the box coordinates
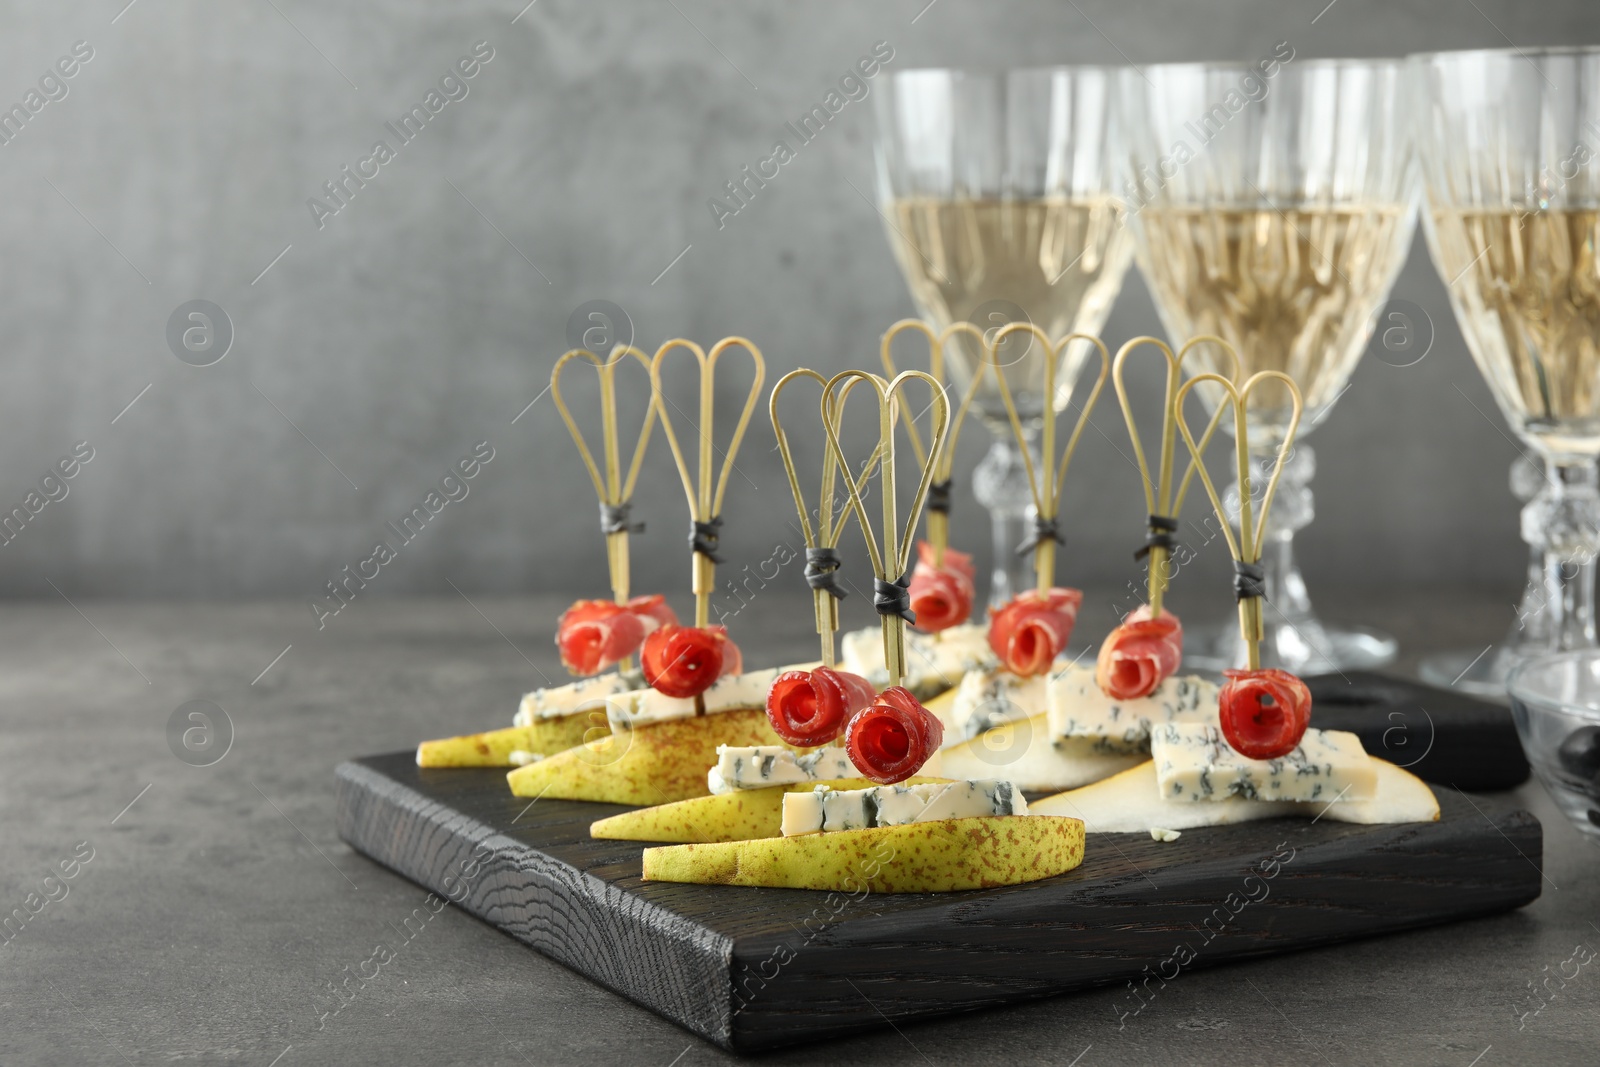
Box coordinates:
[1183,620,1398,675]
[1417,645,1523,700]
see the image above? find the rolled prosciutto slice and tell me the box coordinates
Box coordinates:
[1218,668,1312,760]
[1094,606,1184,700]
[987,587,1083,677]
[844,686,944,785]
[908,541,976,633]
[765,666,877,747]
[556,595,677,676]
[640,624,742,699]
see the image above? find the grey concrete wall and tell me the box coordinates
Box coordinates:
[0,0,1594,619]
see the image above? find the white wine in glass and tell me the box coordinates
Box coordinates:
[1135,204,1412,444]
[1119,58,1416,673]
[874,68,1133,607]
[885,195,1132,425]
[1428,208,1600,453]
[1415,47,1600,694]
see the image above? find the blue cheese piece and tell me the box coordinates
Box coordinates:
[707,745,856,794]
[946,668,1048,744]
[1047,666,1218,754]
[840,622,995,699]
[607,663,820,730]
[780,779,1027,836]
[1151,723,1378,803]
[515,670,643,725]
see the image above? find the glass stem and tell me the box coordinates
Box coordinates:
[973,433,1039,611]
[1528,458,1600,652]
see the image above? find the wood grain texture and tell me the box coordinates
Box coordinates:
[336,751,1543,1052]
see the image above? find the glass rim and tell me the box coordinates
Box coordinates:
[1506,649,1600,724]
[1410,44,1600,64]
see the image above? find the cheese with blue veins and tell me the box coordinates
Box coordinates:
[604,664,820,730]
[515,670,643,725]
[707,744,856,794]
[1150,722,1378,803]
[840,622,994,698]
[946,667,1048,744]
[1047,666,1218,754]
[780,779,1028,836]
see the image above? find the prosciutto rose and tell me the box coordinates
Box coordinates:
[987,587,1083,677]
[1218,668,1312,760]
[844,686,944,785]
[640,624,743,699]
[556,594,677,676]
[1094,606,1184,700]
[907,541,976,633]
[765,666,877,748]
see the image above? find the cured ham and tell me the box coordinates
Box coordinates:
[641,624,742,699]
[1218,668,1313,760]
[987,588,1083,677]
[765,666,877,747]
[1094,606,1184,700]
[844,686,944,785]
[556,595,678,676]
[908,541,976,633]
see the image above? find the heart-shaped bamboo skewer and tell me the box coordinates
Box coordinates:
[649,338,766,628]
[1110,335,1239,616]
[1174,368,1303,670]
[550,345,659,644]
[989,324,1111,593]
[878,320,989,568]
[769,369,884,667]
[822,370,949,690]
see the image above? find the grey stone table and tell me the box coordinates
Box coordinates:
[3,592,1596,1066]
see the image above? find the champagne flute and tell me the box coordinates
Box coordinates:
[1117,58,1416,673]
[873,67,1134,608]
[1414,47,1600,691]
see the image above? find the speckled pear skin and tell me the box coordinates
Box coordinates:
[642,815,1086,892]
[590,775,949,843]
[417,714,600,767]
[506,707,796,804]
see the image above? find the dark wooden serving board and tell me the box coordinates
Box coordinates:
[336,752,1543,1051]
[1304,670,1530,790]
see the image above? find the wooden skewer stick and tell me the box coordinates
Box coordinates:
[769,369,884,667]
[822,370,950,691]
[1174,367,1303,671]
[988,325,1110,594]
[878,320,990,569]
[1111,335,1240,616]
[550,345,659,672]
[650,338,766,629]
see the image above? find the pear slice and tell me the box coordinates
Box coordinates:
[1031,758,1440,832]
[642,815,1085,892]
[506,707,796,805]
[417,712,604,768]
[590,775,949,843]
[938,713,1145,791]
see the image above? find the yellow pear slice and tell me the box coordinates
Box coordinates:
[1031,759,1440,832]
[938,713,1145,791]
[590,775,949,843]
[506,707,795,805]
[643,815,1085,892]
[417,712,603,768]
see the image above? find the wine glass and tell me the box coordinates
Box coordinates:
[873,66,1134,608]
[1117,58,1416,673]
[1414,47,1600,692]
